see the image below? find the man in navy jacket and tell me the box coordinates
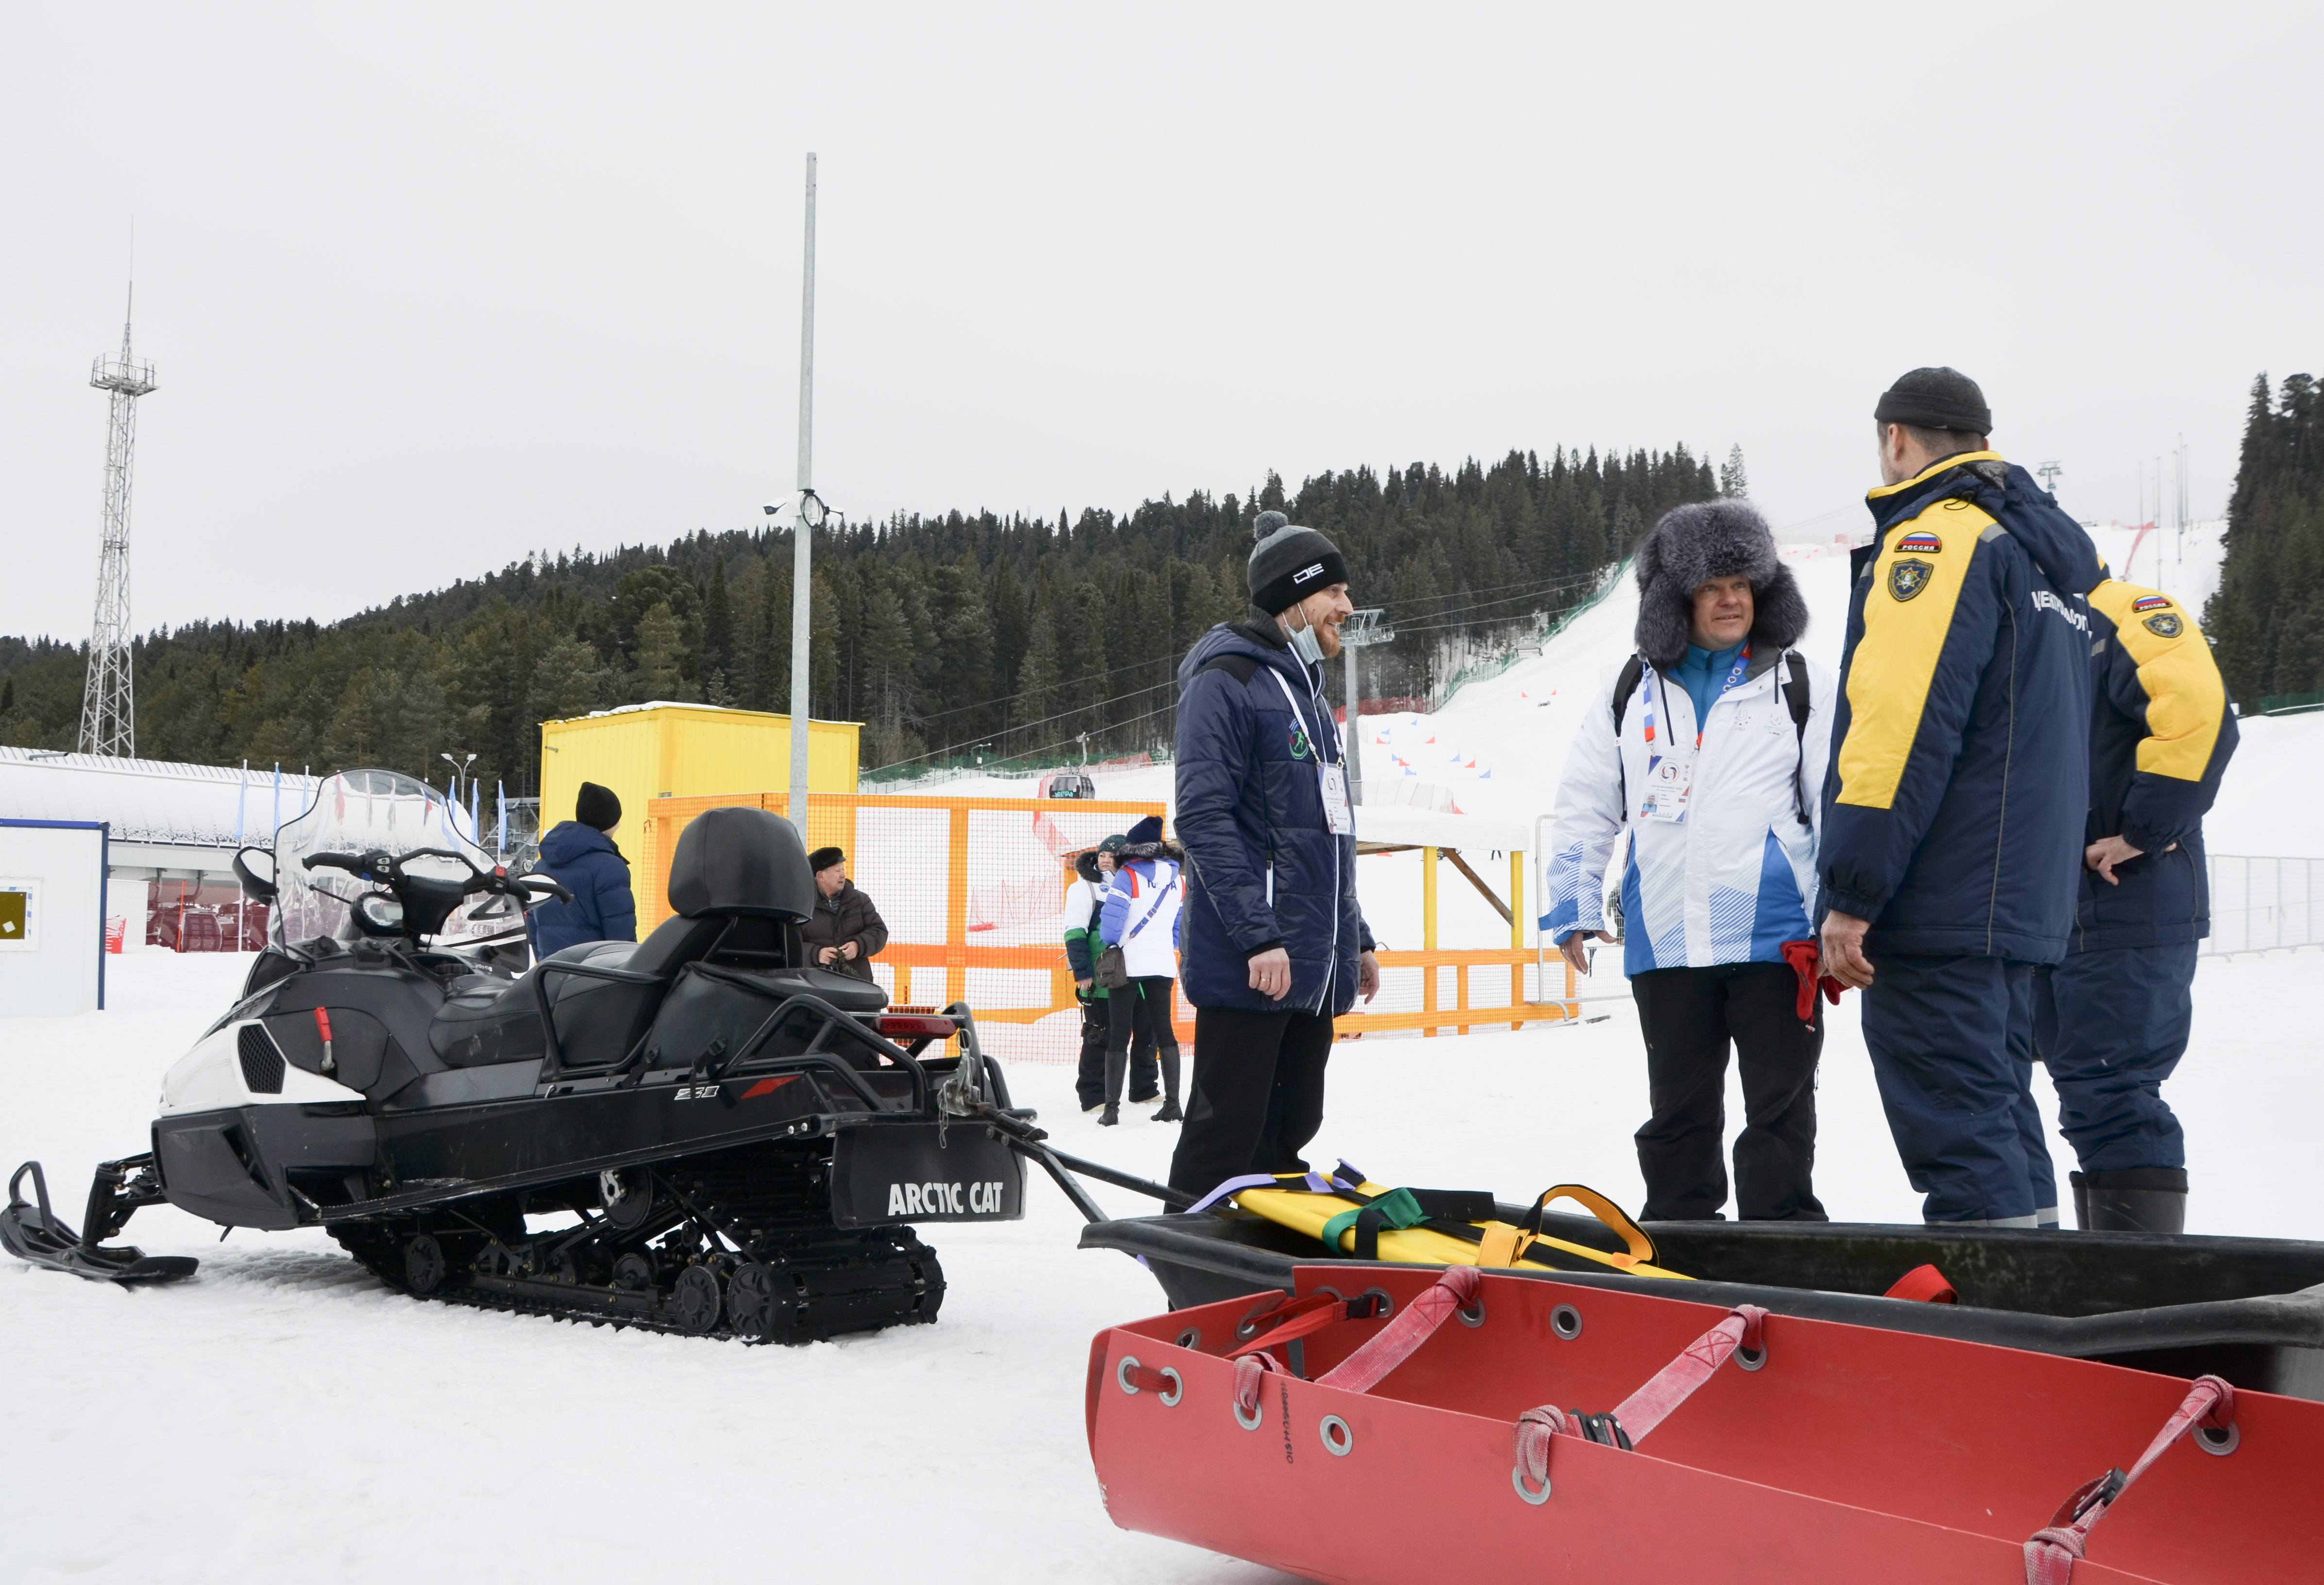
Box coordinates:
[1819,369,2102,1227]
[2034,576,2237,1232]
[527,781,639,960]
[1167,510,1380,1197]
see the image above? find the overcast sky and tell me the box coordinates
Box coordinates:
[2,3,2315,642]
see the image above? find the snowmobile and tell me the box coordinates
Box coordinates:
[1,769,1032,1343]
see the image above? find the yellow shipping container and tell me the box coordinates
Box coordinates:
[537,705,860,850]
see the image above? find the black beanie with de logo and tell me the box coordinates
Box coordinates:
[1247,510,1349,616]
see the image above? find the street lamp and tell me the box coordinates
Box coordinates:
[439,751,477,806]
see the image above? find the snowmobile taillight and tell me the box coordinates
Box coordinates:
[876,1014,956,1040]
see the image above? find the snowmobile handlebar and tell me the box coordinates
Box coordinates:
[304,848,570,906]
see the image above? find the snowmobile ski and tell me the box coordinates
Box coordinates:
[0,1159,197,1284]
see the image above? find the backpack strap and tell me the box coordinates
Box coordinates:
[1197,653,1263,686]
[1781,650,1812,826]
[1610,654,1646,816]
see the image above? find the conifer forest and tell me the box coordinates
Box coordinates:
[0,446,1720,793]
[2207,373,2324,708]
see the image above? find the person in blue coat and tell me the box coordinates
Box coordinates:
[526,781,638,960]
[2033,576,2238,1232]
[1819,368,2103,1227]
[1167,510,1380,1197]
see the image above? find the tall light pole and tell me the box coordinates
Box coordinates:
[786,152,819,833]
[81,287,156,758]
[1340,608,1394,808]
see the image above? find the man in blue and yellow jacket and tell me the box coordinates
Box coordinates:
[1819,368,2102,1227]
[2033,578,2237,1233]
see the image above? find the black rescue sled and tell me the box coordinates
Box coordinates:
[2,770,1030,1344]
[1081,1197,2324,1401]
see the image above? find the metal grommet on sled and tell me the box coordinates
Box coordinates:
[1550,1303,1582,1341]
[2196,1419,2239,1456]
[1234,1395,1264,1431]
[1319,1414,1354,1457]
[1457,1293,1487,1328]
[1116,1354,1184,1405]
[1512,1464,1551,1505]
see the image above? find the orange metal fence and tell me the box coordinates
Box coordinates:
[639,791,1589,1066]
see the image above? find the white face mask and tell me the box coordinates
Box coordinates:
[1283,607,1326,668]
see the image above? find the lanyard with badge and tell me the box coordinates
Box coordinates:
[1267,667,1354,836]
[1636,646,1751,824]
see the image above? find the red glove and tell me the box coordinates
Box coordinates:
[1779,940,1845,1025]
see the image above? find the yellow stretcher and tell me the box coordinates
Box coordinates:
[1228,1176,1693,1281]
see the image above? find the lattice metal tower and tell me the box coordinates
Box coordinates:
[79,288,156,758]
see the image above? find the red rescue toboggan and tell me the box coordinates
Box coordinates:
[1085,1264,2323,1584]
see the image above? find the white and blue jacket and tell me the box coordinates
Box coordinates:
[1543,647,1834,976]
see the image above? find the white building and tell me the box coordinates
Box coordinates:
[0,746,323,949]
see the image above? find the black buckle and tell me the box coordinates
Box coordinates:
[1570,1411,1633,1450]
[2073,1468,2127,1522]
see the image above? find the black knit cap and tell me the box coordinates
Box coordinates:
[1875,367,1992,435]
[1247,510,1349,616]
[807,846,844,873]
[575,781,621,832]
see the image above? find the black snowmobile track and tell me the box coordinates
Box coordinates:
[328,1138,945,1343]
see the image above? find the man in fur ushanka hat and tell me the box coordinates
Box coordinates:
[1543,499,1836,1222]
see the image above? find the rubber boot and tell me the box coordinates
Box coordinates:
[1153,1047,1183,1123]
[1099,1045,1127,1127]
[2072,1168,2188,1233]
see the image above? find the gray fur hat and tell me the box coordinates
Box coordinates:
[1631,501,1807,670]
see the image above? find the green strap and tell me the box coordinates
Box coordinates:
[1320,1187,1427,1255]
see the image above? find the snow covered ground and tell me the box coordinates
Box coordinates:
[9,512,2320,1583]
[6,932,2320,1583]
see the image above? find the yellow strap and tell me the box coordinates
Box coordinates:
[1517,1184,1659,1270]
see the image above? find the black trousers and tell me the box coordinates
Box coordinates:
[1630,961,1825,1222]
[1075,992,1158,1108]
[1167,1005,1334,1197]
[1106,977,1179,1102]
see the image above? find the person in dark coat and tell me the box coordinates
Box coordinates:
[1167,510,1380,1197]
[801,846,888,983]
[2032,574,2238,1232]
[1819,368,2104,1227]
[528,781,638,959]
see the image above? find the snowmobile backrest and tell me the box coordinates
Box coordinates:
[668,807,816,922]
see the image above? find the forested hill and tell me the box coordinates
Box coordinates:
[2208,373,2324,708]
[0,444,1721,795]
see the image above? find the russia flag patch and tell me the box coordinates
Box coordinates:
[1895,531,1943,554]
[2133,594,2172,612]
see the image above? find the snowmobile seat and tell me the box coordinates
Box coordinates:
[430,808,817,1071]
[430,915,727,1069]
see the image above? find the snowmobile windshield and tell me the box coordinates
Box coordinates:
[271,769,510,946]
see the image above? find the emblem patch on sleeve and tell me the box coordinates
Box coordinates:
[1895,531,1943,555]
[1888,558,1934,602]
[2143,612,2184,638]
[2133,594,2172,613]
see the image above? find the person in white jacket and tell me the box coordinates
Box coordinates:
[1096,815,1186,1126]
[1543,501,1835,1222]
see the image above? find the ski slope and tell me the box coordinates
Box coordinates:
[10,522,2322,1584]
